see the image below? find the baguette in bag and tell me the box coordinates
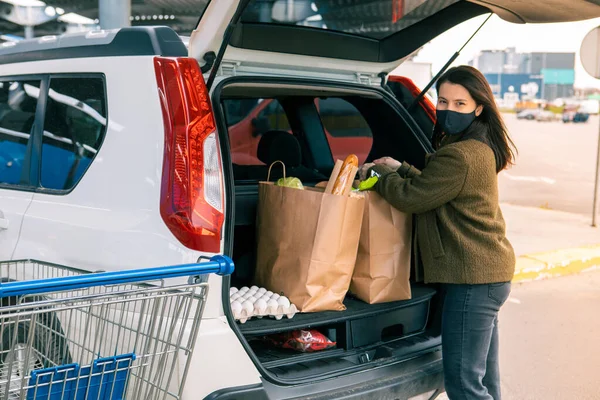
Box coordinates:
[324,154,359,196]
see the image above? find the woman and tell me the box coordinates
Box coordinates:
[360,65,516,400]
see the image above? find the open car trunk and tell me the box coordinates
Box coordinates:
[213,77,444,383]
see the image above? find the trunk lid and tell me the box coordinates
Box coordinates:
[189,0,600,82]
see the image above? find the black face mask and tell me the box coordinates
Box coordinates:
[436,109,477,135]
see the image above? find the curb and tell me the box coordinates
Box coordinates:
[513,244,600,283]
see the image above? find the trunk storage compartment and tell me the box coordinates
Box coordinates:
[239,285,434,339]
[240,285,435,371]
[216,78,441,381]
[349,296,430,348]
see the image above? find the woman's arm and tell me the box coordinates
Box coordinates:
[373,156,431,179]
[397,161,422,178]
[370,146,468,214]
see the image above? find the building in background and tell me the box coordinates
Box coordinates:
[473,48,530,74]
[531,52,576,100]
[470,48,575,102]
[484,73,544,109]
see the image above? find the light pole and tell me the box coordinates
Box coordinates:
[99,0,131,30]
[580,26,600,227]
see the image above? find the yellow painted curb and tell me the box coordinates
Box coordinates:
[513,244,600,283]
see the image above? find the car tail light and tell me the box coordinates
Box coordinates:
[154,57,224,253]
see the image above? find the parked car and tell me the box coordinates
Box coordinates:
[563,111,590,123]
[536,110,556,122]
[227,98,373,166]
[1,1,599,398]
[517,109,540,120]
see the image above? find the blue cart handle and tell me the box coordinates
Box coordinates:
[0,255,234,298]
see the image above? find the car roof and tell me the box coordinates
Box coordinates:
[0,26,187,66]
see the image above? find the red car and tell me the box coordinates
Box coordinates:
[227,98,373,166]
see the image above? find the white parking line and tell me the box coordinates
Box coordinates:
[501,172,556,184]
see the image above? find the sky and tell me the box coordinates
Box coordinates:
[411,14,600,89]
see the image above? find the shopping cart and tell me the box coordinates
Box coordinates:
[0,256,234,400]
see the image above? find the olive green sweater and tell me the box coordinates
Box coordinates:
[371,139,515,284]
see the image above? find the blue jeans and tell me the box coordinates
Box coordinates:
[441,282,511,400]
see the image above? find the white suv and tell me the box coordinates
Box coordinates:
[1,1,597,398]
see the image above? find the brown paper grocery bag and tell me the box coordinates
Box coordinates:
[350,191,412,304]
[255,183,365,312]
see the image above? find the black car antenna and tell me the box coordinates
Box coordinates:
[408,13,493,112]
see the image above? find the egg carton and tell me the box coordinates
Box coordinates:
[230,286,298,324]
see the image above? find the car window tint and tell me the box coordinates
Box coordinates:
[318,98,373,165]
[241,0,459,40]
[224,98,290,166]
[0,80,40,186]
[40,77,107,191]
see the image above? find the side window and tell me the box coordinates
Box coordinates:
[0,80,40,186]
[318,98,373,165]
[40,77,107,191]
[224,98,290,166]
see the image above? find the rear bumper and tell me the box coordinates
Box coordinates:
[204,350,444,400]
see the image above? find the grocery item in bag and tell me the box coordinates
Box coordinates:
[264,160,305,190]
[351,190,412,304]
[325,155,359,196]
[276,176,304,190]
[332,154,359,195]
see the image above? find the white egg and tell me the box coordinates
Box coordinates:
[265,291,273,297]
[231,300,242,314]
[230,293,241,301]
[277,296,291,308]
[240,286,249,292]
[250,285,259,291]
[229,287,239,295]
[286,304,298,319]
[271,293,280,300]
[267,299,279,309]
[257,287,267,294]
[247,296,257,304]
[261,295,271,302]
[242,300,254,314]
[254,299,268,314]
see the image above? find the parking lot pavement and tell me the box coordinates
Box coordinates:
[434,271,600,400]
[499,113,600,217]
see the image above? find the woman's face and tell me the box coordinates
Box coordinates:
[437,82,483,116]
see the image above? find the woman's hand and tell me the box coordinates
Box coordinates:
[373,157,402,170]
[358,163,375,180]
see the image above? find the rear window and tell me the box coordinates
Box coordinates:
[223,96,373,176]
[241,0,457,39]
[40,77,107,191]
[224,98,290,166]
[0,80,40,186]
[318,98,373,165]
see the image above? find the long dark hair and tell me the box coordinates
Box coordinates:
[432,65,517,172]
